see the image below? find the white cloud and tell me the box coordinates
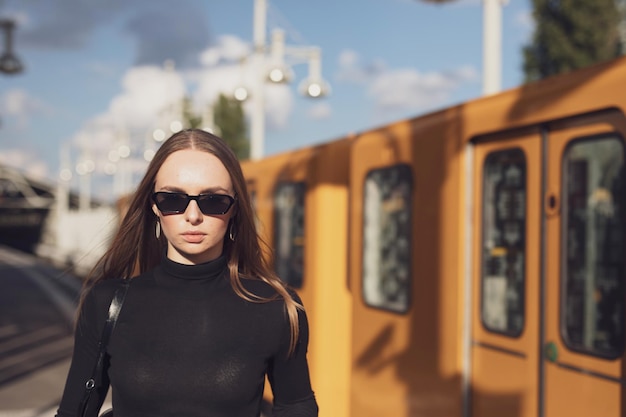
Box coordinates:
[67,33,318,178]
[336,49,478,116]
[369,66,478,113]
[307,102,331,120]
[192,63,245,109]
[0,88,49,129]
[64,33,321,192]
[199,35,251,67]
[336,49,386,84]
[0,148,48,180]
[65,64,187,185]
[108,65,187,129]
[82,66,182,133]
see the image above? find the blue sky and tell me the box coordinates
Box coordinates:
[0,0,533,202]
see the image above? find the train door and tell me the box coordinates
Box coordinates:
[542,113,626,417]
[347,133,416,417]
[470,112,626,417]
[471,131,542,417]
[348,124,463,417]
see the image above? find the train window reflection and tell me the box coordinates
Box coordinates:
[562,136,625,358]
[273,182,305,288]
[362,164,412,313]
[481,148,526,336]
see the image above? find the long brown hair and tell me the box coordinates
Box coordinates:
[82,129,302,353]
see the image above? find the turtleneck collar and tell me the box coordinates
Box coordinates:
[160,254,228,281]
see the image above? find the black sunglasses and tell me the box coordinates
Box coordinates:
[152,192,235,215]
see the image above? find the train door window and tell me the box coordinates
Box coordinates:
[273,182,305,288]
[362,164,412,313]
[561,136,625,358]
[480,148,526,336]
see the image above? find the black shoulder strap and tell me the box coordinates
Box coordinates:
[78,280,130,417]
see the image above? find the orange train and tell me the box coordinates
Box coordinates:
[240,56,626,417]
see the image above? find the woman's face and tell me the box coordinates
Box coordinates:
[152,149,235,265]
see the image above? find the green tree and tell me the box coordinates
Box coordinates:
[212,94,249,160]
[179,94,249,160]
[523,0,621,82]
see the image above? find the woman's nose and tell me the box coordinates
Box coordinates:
[185,200,203,223]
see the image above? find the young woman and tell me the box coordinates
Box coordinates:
[56,129,318,417]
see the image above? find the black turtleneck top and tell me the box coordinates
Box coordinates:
[55,256,318,417]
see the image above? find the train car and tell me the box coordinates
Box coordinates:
[240,138,354,417]
[243,55,626,417]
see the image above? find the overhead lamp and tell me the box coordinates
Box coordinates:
[267,65,293,84]
[267,28,293,84]
[0,19,23,75]
[108,149,120,162]
[234,86,249,101]
[298,47,330,98]
[76,159,95,176]
[143,149,155,162]
[169,120,183,133]
[299,77,330,98]
[118,144,131,158]
[59,168,72,182]
[152,128,166,142]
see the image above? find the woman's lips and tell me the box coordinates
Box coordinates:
[182,232,205,243]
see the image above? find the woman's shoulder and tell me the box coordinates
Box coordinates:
[85,278,129,309]
[77,278,129,330]
[88,269,153,297]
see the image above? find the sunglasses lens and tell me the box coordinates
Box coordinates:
[198,194,233,215]
[154,193,234,215]
[154,193,188,213]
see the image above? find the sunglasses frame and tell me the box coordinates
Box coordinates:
[152,191,236,215]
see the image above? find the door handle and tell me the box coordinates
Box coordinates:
[545,192,559,217]
[545,341,558,363]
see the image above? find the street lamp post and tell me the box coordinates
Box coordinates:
[76,144,95,212]
[251,0,268,160]
[0,18,23,75]
[57,144,72,215]
[247,0,330,160]
[482,0,505,95]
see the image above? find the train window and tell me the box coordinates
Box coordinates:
[480,148,526,336]
[273,182,305,288]
[362,164,412,313]
[562,136,625,358]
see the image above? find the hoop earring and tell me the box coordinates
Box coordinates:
[228,220,235,241]
[155,221,161,239]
